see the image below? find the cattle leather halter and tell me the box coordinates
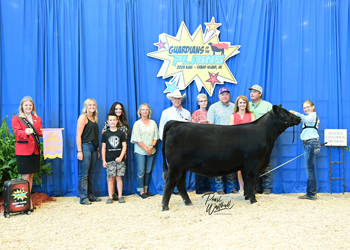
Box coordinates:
[270,110,296,143]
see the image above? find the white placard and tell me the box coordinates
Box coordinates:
[324,129,347,147]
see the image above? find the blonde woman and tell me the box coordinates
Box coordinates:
[229,95,256,192]
[76,98,101,205]
[12,96,43,211]
[131,104,159,199]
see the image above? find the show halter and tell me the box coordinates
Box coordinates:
[259,142,327,178]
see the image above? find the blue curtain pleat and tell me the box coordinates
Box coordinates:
[1,0,349,197]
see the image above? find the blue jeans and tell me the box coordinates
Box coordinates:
[135,153,155,192]
[255,163,273,192]
[214,173,239,193]
[78,143,98,203]
[196,174,212,194]
[304,139,321,200]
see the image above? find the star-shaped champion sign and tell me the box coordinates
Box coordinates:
[147,18,240,96]
[206,72,220,87]
[205,17,222,33]
[155,40,167,50]
[164,79,179,93]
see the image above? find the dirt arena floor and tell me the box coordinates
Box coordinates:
[1,192,350,250]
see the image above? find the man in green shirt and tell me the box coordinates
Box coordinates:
[249,85,273,195]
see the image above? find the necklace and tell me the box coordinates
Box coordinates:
[87,115,95,122]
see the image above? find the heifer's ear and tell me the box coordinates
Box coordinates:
[279,104,282,108]
[272,105,278,114]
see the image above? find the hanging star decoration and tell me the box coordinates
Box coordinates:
[206,72,220,87]
[147,17,240,96]
[164,79,179,93]
[205,17,222,33]
[155,40,167,50]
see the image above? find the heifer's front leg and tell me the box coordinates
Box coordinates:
[241,170,249,200]
[246,163,260,204]
[177,171,192,206]
[247,175,257,204]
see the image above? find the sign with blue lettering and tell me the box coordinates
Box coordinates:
[147,17,240,96]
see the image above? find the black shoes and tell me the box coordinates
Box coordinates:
[140,193,149,199]
[145,191,155,197]
[89,196,101,202]
[81,199,92,205]
[140,191,155,199]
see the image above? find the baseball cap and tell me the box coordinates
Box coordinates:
[219,87,230,94]
[248,85,263,94]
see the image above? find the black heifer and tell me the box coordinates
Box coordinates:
[161,105,301,211]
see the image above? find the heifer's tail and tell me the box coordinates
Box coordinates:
[162,121,173,180]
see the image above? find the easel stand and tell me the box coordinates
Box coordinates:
[329,147,345,194]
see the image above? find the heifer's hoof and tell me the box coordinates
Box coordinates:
[184,200,193,206]
[162,206,169,211]
[244,195,249,200]
[250,199,257,204]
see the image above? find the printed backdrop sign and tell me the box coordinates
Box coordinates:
[147,17,240,96]
[43,128,63,159]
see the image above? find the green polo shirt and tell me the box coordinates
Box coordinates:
[249,100,273,119]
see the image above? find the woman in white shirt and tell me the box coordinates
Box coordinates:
[131,104,159,199]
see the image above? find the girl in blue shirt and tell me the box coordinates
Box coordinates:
[290,100,321,200]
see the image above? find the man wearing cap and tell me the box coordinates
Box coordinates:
[249,84,273,195]
[207,87,239,194]
[159,91,191,140]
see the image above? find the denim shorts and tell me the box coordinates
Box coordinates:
[106,161,126,177]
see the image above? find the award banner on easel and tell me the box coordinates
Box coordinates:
[42,128,64,159]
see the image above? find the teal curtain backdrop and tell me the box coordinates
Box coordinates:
[0,0,349,196]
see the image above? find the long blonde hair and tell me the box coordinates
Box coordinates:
[234,95,252,113]
[18,96,38,117]
[82,98,98,117]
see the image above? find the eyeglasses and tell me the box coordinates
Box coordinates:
[141,109,149,112]
[198,100,207,103]
[303,106,311,110]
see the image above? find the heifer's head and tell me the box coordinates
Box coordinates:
[270,104,301,127]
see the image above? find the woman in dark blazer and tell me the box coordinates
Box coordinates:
[12,96,43,211]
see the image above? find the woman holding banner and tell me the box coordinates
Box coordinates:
[76,98,101,205]
[12,96,43,211]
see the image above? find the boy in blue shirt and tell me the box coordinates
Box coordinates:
[101,113,127,204]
